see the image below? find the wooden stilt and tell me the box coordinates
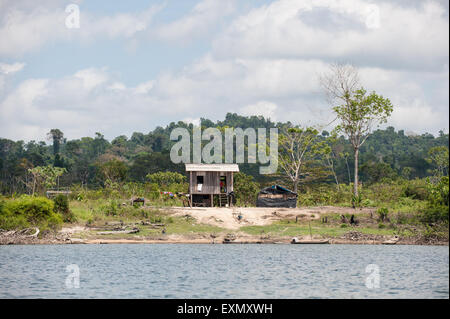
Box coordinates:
[189,172,192,208]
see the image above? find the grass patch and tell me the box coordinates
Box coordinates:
[240,219,397,238]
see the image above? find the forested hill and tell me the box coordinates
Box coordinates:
[0,113,448,193]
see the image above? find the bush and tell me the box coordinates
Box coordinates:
[361,198,376,207]
[402,182,428,200]
[147,172,186,188]
[421,177,449,223]
[377,207,389,222]
[0,196,63,231]
[421,206,448,224]
[394,212,416,225]
[234,172,260,206]
[54,195,75,222]
[351,193,362,208]
[100,199,120,216]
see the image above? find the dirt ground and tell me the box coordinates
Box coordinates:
[167,206,376,230]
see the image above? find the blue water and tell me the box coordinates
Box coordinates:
[0,244,448,298]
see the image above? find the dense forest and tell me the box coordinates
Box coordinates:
[0,112,448,195]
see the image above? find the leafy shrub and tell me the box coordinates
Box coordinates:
[0,196,63,231]
[377,207,389,222]
[361,198,376,207]
[394,212,416,225]
[234,172,260,206]
[402,182,428,200]
[99,199,120,216]
[421,206,448,224]
[421,177,449,223]
[150,215,163,223]
[147,172,186,188]
[426,176,449,207]
[54,195,75,222]
[351,193,362,208]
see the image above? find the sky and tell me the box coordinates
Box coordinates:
[0,0,448,142]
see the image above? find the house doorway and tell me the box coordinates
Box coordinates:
[219,175,227,193]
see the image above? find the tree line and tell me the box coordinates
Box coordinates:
[0,65,448,196]
[0,118,447,195]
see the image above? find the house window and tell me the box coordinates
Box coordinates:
[196,175,204,192]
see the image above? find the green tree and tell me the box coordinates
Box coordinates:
[47,129,64,155]
[28,165,67,195]
[278,127,328,193]
[321,64,393,197]
[233,172,260,206]
[426,146,449,178]
[146,171,186,188]
[98,159,128,184]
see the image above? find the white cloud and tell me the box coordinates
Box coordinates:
[0,0,236,57]
[133,81,154,94]
[182,117,201,126]
[74,68,108,90]
[151,0,235,43]
[0,62,25,93]
[240,101,278,121]
[390,101,445,133]
[0,0,448,140]
[0,3,161,57]
[213,0,449,71]
[0,62,25,74]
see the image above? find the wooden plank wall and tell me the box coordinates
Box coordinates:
[189,171,234,194]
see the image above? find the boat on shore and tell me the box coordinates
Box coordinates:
[382,236,400,245]
[291,237,330,244]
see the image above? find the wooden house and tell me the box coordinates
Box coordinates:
[186,163,239,207]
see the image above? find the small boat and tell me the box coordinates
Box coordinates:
[291,238,330,244]
[382,236,400,245]
[290,221,330,244]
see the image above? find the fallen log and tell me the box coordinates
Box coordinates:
[24,227,40,238]
[97,228,139,235]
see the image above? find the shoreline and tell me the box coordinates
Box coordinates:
[1,234,448,246]
[1,206,448,247]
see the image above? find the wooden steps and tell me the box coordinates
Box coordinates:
[218,194,228,207]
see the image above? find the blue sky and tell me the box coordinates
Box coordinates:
[0,0,448,141]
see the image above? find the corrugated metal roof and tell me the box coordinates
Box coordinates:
[185,163,239,172]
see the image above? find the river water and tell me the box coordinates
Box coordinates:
[0,244,448,298]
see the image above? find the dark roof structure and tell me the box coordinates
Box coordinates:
[256,185,297,208]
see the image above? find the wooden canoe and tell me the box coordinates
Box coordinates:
[291,239,330,244]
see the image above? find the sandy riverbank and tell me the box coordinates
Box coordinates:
[166,206,377,230]
[1,206,448,246]
[1,231,448,246]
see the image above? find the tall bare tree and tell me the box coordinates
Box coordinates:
[321,64,393,197]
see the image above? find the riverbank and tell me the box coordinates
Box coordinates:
[1,206,448,246]
[1,233,448,246]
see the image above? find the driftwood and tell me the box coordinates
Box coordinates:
[0,227,41,245]
[97,228,139,235]
[140,221,165,227]
[0,227,40,238]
